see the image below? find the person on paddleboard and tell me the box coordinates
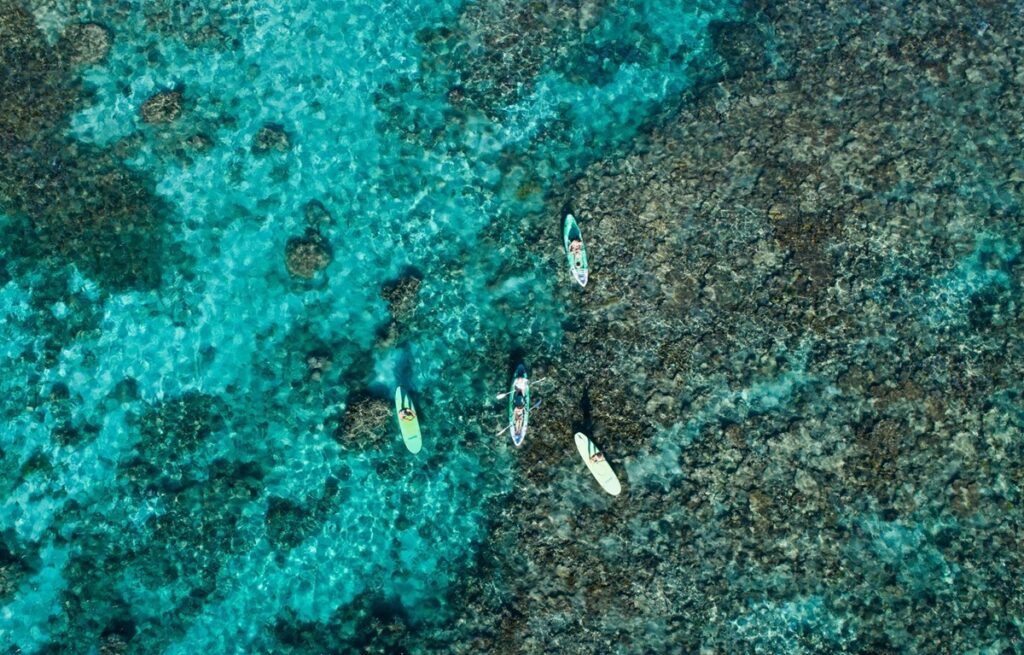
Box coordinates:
[400,408,416,421]
[513,375,527,393]
[568,239,584,271]
[512,393,526,431]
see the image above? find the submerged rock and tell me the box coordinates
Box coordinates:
[380,271,422,318]
[252,123,291,154]
[61,22,112,65]
[332,394,391,448]
[98,633,130,655]
[306,349,333,381]
[0,5,167,290]
[264,497,318,550]
[285,231,332,278]
[140,88,183,123]
[0,542,35,599]
[184,132,214,151]
[303,199,334,228]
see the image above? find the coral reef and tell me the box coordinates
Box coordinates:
[140,88,184,124]
[264,476,346,551]
[46,458,266,653]
[302,199,334,230]
[119,392,230,491]
[330,393,392,450]
[415,0,594,117]
[380,271,422,320]
[2,0,1021,652]
[59,21,112,65]
[284,231,332,279]
[0,540,36,600]
[252,123,292,155]
[427,0,1024,652]
[270,592,411,654]
[0,4,167,290]
[142,0,249,49]
[305,350,332,382]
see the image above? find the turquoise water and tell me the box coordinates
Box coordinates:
[1,0,741,651]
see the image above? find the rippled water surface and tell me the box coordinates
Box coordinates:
[1,1,745,652]
[5,0,1024,652]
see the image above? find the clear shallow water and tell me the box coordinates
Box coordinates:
[0,0,740,651]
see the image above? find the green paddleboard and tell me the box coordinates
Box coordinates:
[563,213,589,287]
[395,386,422,454]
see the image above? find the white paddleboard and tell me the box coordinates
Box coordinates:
[574,432,621,496]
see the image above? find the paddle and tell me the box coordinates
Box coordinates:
[494,378,548,400]
[494,399,542,436]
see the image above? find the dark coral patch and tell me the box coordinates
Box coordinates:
[285,231,332,279]
[271,592,412,654]
[140,87,185,123]
[252,123,292,155]
[328,392,391,450]
[265,478,348,551]
[119,392,230,492]
[48,459,265,653]
[0,6,168,291]
[59,22,113,66]
[0,538,39,600]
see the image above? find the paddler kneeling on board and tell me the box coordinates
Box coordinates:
[399,408,416,421]
[512,394,526,431]
[590,452,605,463]
[568,239,582,262]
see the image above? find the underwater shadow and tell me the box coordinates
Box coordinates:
[573,386,594,437]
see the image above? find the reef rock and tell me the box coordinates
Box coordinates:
[380,271,422,319]
[285,232,332,279]
[306,349,333,381]
[333,394,390,448]
[140,89,183,124]
[61,22,112,65]
[98,633,129,655]
[303,199,334,228]
[252,123,291,154]
[184,132,214,151]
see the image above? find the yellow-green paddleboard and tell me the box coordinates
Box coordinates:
[395,386,422,454]
[574,432,620,495]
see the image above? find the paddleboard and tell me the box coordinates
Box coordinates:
[574,432,620,495]
[508,364,529,447]
[395,386,422,454]
[563,214,589,287]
